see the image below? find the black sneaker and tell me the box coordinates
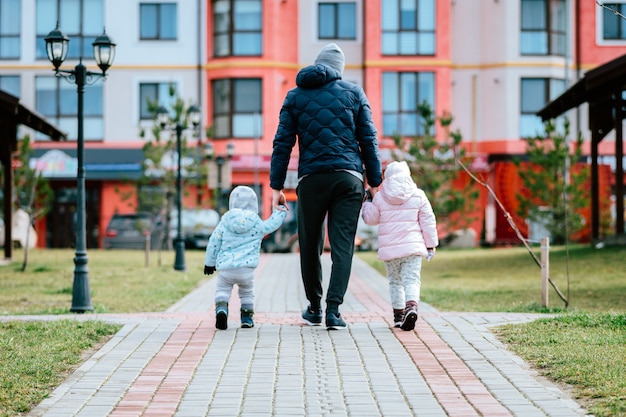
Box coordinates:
[215,302,228,330]
[302,306,323,326]
[325,311,346,330]
[400,309,418,331]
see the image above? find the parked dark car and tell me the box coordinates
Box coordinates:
[169,208,220,249]
[103,212,165,250]
[261,201,298,253]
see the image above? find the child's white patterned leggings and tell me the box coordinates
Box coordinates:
[384,254,423,310]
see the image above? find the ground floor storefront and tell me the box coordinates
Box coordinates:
[28,143,616,250]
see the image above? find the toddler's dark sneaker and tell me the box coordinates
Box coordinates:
[215,301,228,330]
[400,301,418,331]
[393,309,404,328]
[302,306,323,326]
[240,308,254,328]
[325,311,346,330]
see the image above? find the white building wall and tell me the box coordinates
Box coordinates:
[103,0,204,143]
[8,0,203,144]
[451,0,580,147]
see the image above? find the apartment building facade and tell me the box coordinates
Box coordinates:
[1,0,623,248]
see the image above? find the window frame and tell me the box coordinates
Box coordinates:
[139,82,178,121]
[0,75,20,97]
[212,78,262,139]
[35,0,104,60]
[519,77,566,138]
[598,1,626,43]
[381,0,436,56]
[318,2,357,40]
[381,71,436,138]
[139,2,178,41]
[0,0,20,59]
[213,0,263,57]
[35,75,104,141]
[520,0,566,56]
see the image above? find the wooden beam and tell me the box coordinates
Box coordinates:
[1,123,15,260]
[617,98,625,236]
[591,129,600,242]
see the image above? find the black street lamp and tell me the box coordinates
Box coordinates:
[157,105,201,272]
[44,23,116,313]
[204,142,235,215]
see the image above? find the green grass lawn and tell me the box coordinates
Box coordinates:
[358,244,625,313]
[495,313,626,417]
[0,248,209,417]
[1,245,624,417]
[0,320,120,417]
[0,249,209,315]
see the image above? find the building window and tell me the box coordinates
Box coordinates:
[35,76,103,141]
[520,0,566,56]
[520,77,565,138]
[213,0,262,57]
[602,3,626,40]
[0,75,20,97]
[0,0,20,59]
[212,78,262,138]
[381,0,435,56]
[140,3,177,40]
[139,82,178,120]
[382,72,435,137]
[319,2,356,40]
[35,0,104,60]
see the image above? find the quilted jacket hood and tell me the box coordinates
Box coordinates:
[296,64,342,89]
[270,64,382,190]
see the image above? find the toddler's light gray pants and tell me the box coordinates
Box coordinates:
[215,267,255,306]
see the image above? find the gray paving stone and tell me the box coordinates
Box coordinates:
[20,253,591,417]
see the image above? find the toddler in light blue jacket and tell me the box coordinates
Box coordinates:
[204,185,287,330]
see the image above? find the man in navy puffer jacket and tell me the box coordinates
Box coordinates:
[270,43,382,330]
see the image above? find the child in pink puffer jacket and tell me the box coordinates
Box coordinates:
[361,161,439,330]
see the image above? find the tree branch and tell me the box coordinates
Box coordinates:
[597,1,626,20]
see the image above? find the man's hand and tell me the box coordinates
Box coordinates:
[369,186,379,197]
[204,265,216,275]
[272,189,288,210]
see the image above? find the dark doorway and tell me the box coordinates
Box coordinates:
[46,183,100,248]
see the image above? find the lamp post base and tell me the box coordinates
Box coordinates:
[70,251,93,313]
[173,238,186,271]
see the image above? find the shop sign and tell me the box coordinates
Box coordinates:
[29,150,77,177]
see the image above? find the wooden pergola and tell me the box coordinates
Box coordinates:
[0,90,65,259]
[537,53,626,243]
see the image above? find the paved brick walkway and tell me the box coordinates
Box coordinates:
[19,253,587,417]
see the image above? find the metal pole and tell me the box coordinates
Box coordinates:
[173,123,186,271]
[216,156,224,215]
[70,60,93,313]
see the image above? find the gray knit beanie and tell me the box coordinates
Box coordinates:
[314,43,345,74]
